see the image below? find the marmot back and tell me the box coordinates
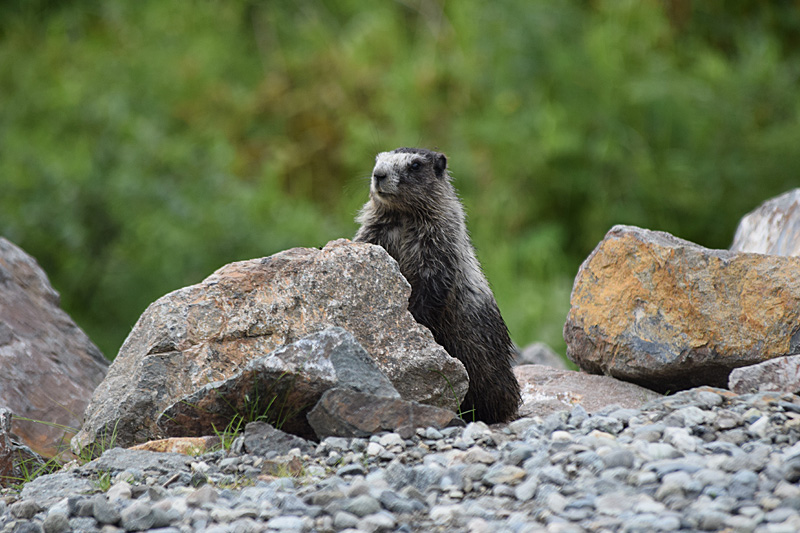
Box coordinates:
[354,147,521,424]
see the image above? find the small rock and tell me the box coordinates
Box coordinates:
[482,464,526,486]
[343,494,381,517]
[465,446,496,464]
[506,444,536,466]
[379,490,425,514]
[378,433,404,449]
[120,500,156,532]
[10,500,43,519]
[663,427,698,453]
[693,390,724,408]
[429,504,462,524]
[336,463,367,477]
[724,514,760,532]
[366,442,385,457]
[568,405,588,427]
[424,427,444,440]
[748,416,771,438]
[333,511,360,530]
[358,511,397,532]
[42,512,70,533]
[462,463,488,481]
[538,465,570,486]
[11,522,44,533]
[645,442,683,460]
[673,406,711,426]
[783,458,800,482]
[186,484,219,507]
[729,470,759,500]
[551,431,574,444]
[243,421,314,458]
[466,517,491,533]
[92,495,121,525]
[462,422,491,443]
[308,488,345,507]
[266,515,307,530]
[696,509,731,530]
[546,492,568,514]
[602,449,636,469]
[581,416,624,434]
[514,477,539,502]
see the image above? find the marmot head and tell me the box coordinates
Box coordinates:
[369,147,450,211]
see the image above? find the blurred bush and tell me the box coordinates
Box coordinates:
[1,0,798,359]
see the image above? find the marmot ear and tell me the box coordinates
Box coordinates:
[433,153,447,178]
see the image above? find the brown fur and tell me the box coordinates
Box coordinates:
[354,147,521,423]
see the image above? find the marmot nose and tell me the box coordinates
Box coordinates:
[373,171,387,183]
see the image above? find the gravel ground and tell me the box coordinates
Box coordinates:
[3,387,800,532]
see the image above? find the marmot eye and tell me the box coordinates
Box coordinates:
[411,162,421,171]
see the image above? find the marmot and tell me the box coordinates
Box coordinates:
[354,147,521,423]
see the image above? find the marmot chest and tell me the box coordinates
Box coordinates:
[381,224,454,284]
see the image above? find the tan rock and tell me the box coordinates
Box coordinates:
[514,365,660,418]
[73,240,467,451]
[0,238,108,457]
[129,436,220,455]
[564,225,800,392]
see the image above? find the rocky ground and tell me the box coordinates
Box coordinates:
[3,387,800,533]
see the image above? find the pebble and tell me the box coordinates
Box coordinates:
[120,500,157,531]
[9,501,41,520]
[358,511,396,532]
[481,464,526,486]
[266,515,307,530]
[342,494,381,517]
[333,510,359,529]
[91,495,121,525]
[40,512,69,533]
[3,387,800,532]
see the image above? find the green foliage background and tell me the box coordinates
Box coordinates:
[1,1,799,359]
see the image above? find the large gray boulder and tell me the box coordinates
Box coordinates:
[564,225,800,393]
[514,342,567,369]
[726,190,800,395]
[730,189,800,256]
[728,355,800,395]
[73,240,468,451]
[0,237,108,457]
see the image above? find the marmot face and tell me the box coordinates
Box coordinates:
[369,148,449,212]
